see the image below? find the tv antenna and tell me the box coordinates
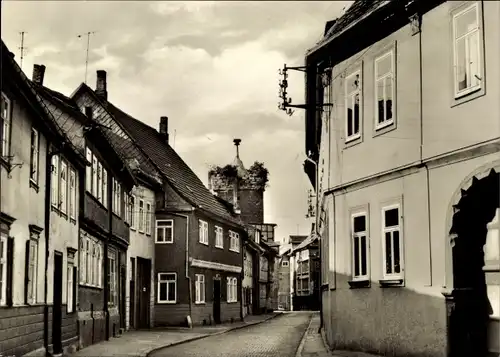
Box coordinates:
[77,31,97,84]
[18,31,27,69]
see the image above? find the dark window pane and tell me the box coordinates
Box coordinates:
[393,231,400,273]
[378,100,384,123]
[360,236,367,276]
[386,78,393,120]
[385,208,399,227]
[354,93,360,134]
[347,108,353,137]
[165,228,172,242]
[159,282,167,301]
[157,228,164,242]
[354,237,360,277]
[168,281,176,301]
[354,215,366,233]
[385,232,392,274]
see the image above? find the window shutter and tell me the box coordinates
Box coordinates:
[24,240,30,304]
[73,266,77,311]
[6,237,14,307]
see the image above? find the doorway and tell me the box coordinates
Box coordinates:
[213,279,221,324]
[52,251,63,355]
[136,257,151,329]
[449,169,499,357]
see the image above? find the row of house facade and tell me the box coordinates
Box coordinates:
[300,1,500,356]
[0,37,278,357]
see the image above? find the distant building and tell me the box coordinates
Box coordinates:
[277,254,291,310]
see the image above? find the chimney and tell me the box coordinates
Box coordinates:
[159,116,169,144]
[32,64,46,85]
[96,70,108,101]
[85,106,93,121]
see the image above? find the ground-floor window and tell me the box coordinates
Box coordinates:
[195,274,205,304]
[107,249,117,306]
[79,230,103,288]
[67,249,76,313]
[227,277,237,303]
[158,272,176,303]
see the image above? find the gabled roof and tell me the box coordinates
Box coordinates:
[291,233,319,255]
[99,100,242,226]
[306,0,389,56]
[1,40,86,166]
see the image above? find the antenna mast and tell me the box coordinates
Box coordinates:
[18,31,27,69]
[77,31,96,84]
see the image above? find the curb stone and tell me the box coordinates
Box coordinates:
[294,313,315,357]
[142,313,283,357]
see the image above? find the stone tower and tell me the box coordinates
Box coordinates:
[208,139,267,224]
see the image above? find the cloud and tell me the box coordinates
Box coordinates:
[1,0,345,240]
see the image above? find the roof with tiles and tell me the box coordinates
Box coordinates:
[307,0,389,55]
[104,102,242,225]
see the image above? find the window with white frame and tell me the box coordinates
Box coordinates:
[215,226,223,248]
[138,199,144,233]
[79,233,103,288]
[1,92,11,157]
[124,193,129,225]
[227,277,237,303]
[26,236,39,304]
[199,220,208,245]
[30,127,39,183]
[145,202,152,235]
[351,212,369,281]
[60,160,68,214]
[129,195,136,229]
[156,220,173,244]
[86,147,108,208]
[112,178,122,217]
[452,2,481,98]
[195,274,205,303]
[345,70,362,141]
[51,155,59,207]
[0,233,7,305]
[69,168,77,219]
[67,251,75,313]
[108,250,117,305]
[382,204,403,280]
[229,231,240,252]
[158,273,176,303]
[375,50,395,129]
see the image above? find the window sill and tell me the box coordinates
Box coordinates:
[229,249,240,253]
[215,245,224,250]
[79,283,103,291]
[227,301,238,304]
[70,217,77,225]
[199,241,209,246]
[483,265,500,272]
[146,233,151,237]
[348,279,370,289]
[155,240,174,244]
[157,301,177,304]
[344,135,362,149]
[195,301,206,305]
[51,205,69,220]
[320,283,329,291]
[379,279,404,288]
[138,230,145,235]
[130,227,136,231]
[30,179,39,192]
[451,86,485,108]
[373,120,396,138]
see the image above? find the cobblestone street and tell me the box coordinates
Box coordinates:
[149,312,313,357]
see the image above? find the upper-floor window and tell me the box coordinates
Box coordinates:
[1,92,11,158]
[199,220,208,245]
[51,155,59,207]
[229,231,240,252]
[382,204,403,281]
[138,199,144,233]
[112,178,122,217]
[374,50,395,130]
[345,70,362,142]
[69,168,77,219]
[108,250,117,305]
[351,212,369,281]
[215,226,224,249]
[129,195,136,229]
[452,2,481,98]
[86,147,108,208]
[30,127,40,184]
[156,220,173,244]
[145,202,152,235]
[60,160,68,214]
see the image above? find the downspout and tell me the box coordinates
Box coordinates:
[44,143,62,356]
[416,13,433,287]
[169,211,192,327]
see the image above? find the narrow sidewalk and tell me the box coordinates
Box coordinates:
[297,314,384,357]
[69,312,281,357]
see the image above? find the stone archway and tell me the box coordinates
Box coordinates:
[447,166,500,357]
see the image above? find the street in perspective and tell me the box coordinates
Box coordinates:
[1,1,499,357]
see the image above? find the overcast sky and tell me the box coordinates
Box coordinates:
[1,0,351,242]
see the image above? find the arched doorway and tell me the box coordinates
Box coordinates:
[448,168,499,357]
